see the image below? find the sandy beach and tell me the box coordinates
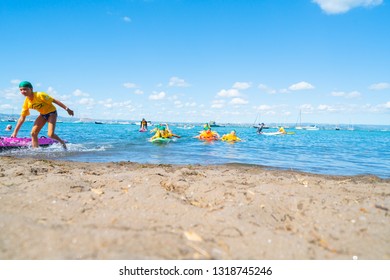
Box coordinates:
[0,156,389,260]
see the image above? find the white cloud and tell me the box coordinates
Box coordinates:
[46,86,58,96]
[331,90,361,98]
[211,99,225,109]
[1,87,19,100]
[149,91,166,100]
[230,98,248,105]
[168,76,190,87]
[347,91,361,98]
[288,81,314,91]
[168,95,179,101]
[255,104,272,111]
[134,89,144,95]
[73,89,90,97]
[79,98,95,106]
[258,84,277,94]
[174,100,183,108]
[233,82,251,90]
[331,91,345,97]
[217,89,240,98]
[185,102,197,107]
[101,100,113,109]
[368,82,390,90]
[0,104,14,110]
[123,16,131,22]
[97,99,135,111]
[279,88,289,94]
[313,0,383,14]
[300,104,315,112]
[318,104,338,112]
[383,101,390,109]
[123,82,137,88]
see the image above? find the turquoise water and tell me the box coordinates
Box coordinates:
[1,122,389,178]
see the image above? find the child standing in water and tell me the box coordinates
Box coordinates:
[11,81,74,149]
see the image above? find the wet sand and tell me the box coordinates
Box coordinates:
[0,156,389,259]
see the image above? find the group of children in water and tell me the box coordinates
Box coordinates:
[143,121,242,142]
[141,118,289,142]
[195,123,242,142]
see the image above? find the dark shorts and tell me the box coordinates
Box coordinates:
[41,111,57,121]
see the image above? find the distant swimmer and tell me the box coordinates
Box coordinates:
[140,118,148,130]
[257,123,265,133]
[5,124,12,131]
[278,127,286,134]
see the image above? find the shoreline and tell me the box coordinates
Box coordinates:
[0,156,389,259]
[3,153,389,180]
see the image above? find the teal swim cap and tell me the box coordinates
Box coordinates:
[19,81,33,88]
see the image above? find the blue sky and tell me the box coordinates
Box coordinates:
[1,0,389,125]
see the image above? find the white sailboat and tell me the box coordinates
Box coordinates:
[304,124,319,131]
[252,112,269,129]
[347,120,355,131]
[295,110,303,130]
[252,112,260,128]
[295,110,319,130]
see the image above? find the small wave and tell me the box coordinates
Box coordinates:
[65,143,111,152]
[0,142,112,159]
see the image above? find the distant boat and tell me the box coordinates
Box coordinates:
[209,121,224,127]
[252,113,260,128]
[252,113,270,129]
[95,121,103,124]
[295,110,319,130]
[76,118,94,123]
[6,109,17,122]
[295,110,303,130]
[304,125,319,131]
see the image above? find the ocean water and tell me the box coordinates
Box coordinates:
[1,122,389,178]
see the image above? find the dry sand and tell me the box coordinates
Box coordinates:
[0,156,389,260]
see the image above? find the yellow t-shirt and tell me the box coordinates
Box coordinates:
[278,127,286,134]
[222,134,241,141]
[21,92,56,116]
